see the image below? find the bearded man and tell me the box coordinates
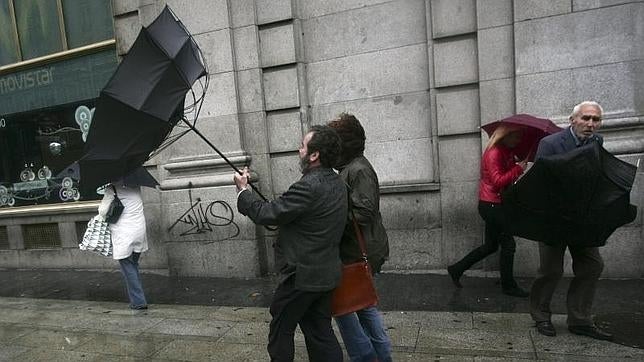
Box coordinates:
[234,125,347,362]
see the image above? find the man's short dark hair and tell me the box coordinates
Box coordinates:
[327,113,365,167]
[307,125,341,168]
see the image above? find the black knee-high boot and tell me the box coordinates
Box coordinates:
[499,249,529,297]
[448,246,493,288]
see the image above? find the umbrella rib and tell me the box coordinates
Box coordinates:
[150,128,191,159]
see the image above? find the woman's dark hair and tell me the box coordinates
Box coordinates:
[327,113,366,167]
[307,125,341,168]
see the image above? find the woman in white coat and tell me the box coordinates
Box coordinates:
[99,182,148,309]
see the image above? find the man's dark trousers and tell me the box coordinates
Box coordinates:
[529,243,604,326]
[268,276,343,362]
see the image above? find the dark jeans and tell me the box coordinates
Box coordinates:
[450,201,518,288]
[268,275,343,362]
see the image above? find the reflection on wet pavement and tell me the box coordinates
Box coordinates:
[1,269,642,348]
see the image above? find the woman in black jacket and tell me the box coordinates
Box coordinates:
[329,113,392,362]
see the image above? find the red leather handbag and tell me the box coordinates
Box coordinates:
[331,214,379,317]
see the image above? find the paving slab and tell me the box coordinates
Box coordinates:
[0,343,32,361]
[72,333,174,359]
[11,328,96,351]
[0,322,33,343]
[383,323,420,352]
[386,310,474,329]
[217,321,271,345]
[7,348,104,362]
[151,338,242,361]
[143,318,234,338]
[472,312,535,332]
[416,328,536,359]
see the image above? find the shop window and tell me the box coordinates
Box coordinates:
[62,0,114,49]
[0,0,114,67]
[0,0,20,65]
[0,101,101,207]
[23,223,61,249]
[0,0,116,208]
[14,0,64,60]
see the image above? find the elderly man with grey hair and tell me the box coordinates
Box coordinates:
[529,101,613,341]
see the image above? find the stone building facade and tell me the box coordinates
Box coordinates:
[1,0,642,278]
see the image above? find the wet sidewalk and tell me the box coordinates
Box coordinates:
[1,269,643,361]
[1,296,643,361]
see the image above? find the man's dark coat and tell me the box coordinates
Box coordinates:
[237,167,348,291]
[534,126,603,159]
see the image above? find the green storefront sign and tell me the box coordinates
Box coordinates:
[0,49,117,117]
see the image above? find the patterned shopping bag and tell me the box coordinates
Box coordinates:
[79,215,113,257]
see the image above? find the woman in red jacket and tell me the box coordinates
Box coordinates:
[448,124,529,297]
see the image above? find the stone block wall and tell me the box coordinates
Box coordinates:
[300,0,439,270]
[94,0,644,278]
[430,0,484,271]
[511,0,644,277]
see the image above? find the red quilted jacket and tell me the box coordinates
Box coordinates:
[478,145,524,203]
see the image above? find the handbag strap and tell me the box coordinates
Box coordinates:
[350,211,368,259]
[110,184,118,197]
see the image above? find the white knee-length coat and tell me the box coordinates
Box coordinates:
[98,184,148,260]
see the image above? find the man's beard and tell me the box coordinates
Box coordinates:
[299,154,311,173]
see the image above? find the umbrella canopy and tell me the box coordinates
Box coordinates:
[502,142,637,247]
[121,167,159,189]
[481,114,561,161]
[79,5,206,193]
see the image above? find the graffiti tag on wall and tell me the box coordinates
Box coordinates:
[168,188,240,242]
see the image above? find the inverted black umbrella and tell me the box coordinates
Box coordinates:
[502,142,637,247]
[78,6,271,202]
[79,5,204,192]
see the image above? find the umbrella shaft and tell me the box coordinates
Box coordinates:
[182,119,269,202]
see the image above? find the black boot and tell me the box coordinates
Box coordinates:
[448,247,488,288]
[500,248,528,297]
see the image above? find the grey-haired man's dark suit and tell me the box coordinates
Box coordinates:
[529,127,605,327]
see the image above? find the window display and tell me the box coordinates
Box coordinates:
[0,101,99,207]
[0,0,117,209]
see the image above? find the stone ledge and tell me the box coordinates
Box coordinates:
[160,173,251,191]
[164,154,251,176]
[0,201,100,219]
[381,182,440,194]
